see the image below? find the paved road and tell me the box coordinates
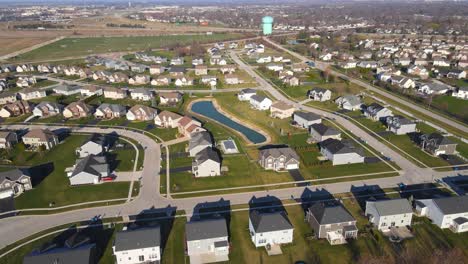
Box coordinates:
[262,37,468,137]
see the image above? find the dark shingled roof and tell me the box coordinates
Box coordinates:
[195,148,221,164]
[319,138,363,155]
[23,243,96,264]
[70,155,108,178]
[294,111,321,122]
[114,227,161,252]
[367,199,413,216]
[0,168,29,183]
[310,123,340,136]
[308,203,355,225]
[186,218,228,241]
[249,210,293,233]
[433,196,468,215]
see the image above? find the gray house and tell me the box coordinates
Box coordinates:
[306,202,358,245]
[188,131,213,157]
[364,103,393,121]
[307,88,332,102]
[309,123,341,142]
[67,155,109,185]
[335,95,362,111]
[249,210,294,248]
[419,133,457,156]
[0,131,18,149]
[76,134,108,158]
[319,139,365,165]
[386,116,416,135]
[365,198,413,231]
[186,218,229,263]
[258,147,300,171]
[192,148,221,177]
[0,169,32,199]
[113,226,161,264]
[292,111,321,129]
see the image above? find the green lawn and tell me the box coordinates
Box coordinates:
[10,135,132,209]
[161,217,188,264]
[9,33,246,62]
[431,95,468,123]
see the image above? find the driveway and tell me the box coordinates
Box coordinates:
[288,169,308,187]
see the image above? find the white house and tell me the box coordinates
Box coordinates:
[249,210,294,248]
[32,102,62,117]
[418,83,451,95]
[308,88,332,102]
[364,103,393,121]
[237,89,256,101]
[365,199,413,231]
[416,196,468,233]
[319,139,365,166]
[249,95,272,111]
[186,218,229,264]
[18,88,46,101]
[293,111,321,128]
[113,226,161,264]
[67,155,109,185]
[130,89,153,101]
[192,148,221,177]
[335,95,362,111]
[452,87,468,100]
[76,135,107,158]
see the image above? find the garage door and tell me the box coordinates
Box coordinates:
[287,164,299,170]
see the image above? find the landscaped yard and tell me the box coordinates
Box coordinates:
[4,135,134,209]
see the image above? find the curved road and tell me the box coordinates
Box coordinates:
[262,37,468,137]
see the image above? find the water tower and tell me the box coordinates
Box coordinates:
[262,16,274,35]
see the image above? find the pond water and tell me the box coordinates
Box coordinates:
[191,101,267,144]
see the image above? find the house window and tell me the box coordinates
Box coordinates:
[258,239,266,244]
[139,255,145,262]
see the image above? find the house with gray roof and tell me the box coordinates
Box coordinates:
[67,155,109,185]
[415,196,468,233]
[319,139,365,165]
[53,84,82,96]
[186,218,229,263]
[249,210,294,248]
[306,202,358,245]
[33,101,63,118]
[237,88,256,101]
[307,88,332,102]
[309,123,341,142]
[249,95,272,111]
[188,131,213,157]
[292,111,321,129]
[0,131,18,149]
[0,169,32,199]
[94,103,126,119]
[258,147,300,171]
[113,226,161,264]
[192,148,221,177]
[24,237,97,264]
[76,134,108,158]
[365,198,413,231]
[364,103,393,121]
[386,115,416,135]
[335,95,362,111]
[419,133,457,156]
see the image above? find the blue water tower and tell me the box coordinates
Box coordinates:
[262,16,274,35]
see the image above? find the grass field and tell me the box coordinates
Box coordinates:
[7,135,133,209]
[9,33,245,62]
[431,95,468,123]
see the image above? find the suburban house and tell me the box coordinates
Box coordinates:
[18,88,47,101]
[23,233,97,264]
[188,131,213,157]
[0,100,32,118]
[335,95,362,111]
[103,87,128,99]
[258,147,300,171]
[415,196,468,233]
[67,155,109,185]
[113,226,161,264]
[0,92,18,105]
[237,88,256,101]
[225,74,242,85]
[94,103,126,119]
[319,139,365,165]
[126,105,158,121]
[174,76,194,87]
[418,83,451,95]
[249,95,272,111]
[178,117,205,137]
[192,147,221,177]
[80,85,103,97]
[365,198,413,231]
[130,88,153,101]
[195,65,208,76]
[309,123,341,142]
[186,218,229,264]
[149,65,164,75]
[419,133,457,156]
[306,202,358,245]
[63,101,93,119]
[0,131,18,149]
[452,87,468,100]
[76,135,107,158]
[22,129,59,150]
[158,92,182,105]
[169,67,186,77]
[386,116,417,135]
[154,111,183,128]
[249,210,294,248]
[220,65,236,74]
[128,75,150,85]
[270,101,295,119]
[52,84,81,96]
[292,111,321,129]
[308,88,332,102]
[364,103,393,121]
[33,101,63,118]
[0,169,32,199]
[151,76,171,86]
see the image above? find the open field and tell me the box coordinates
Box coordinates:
[0,37,55,57]
[8,33,246,62]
